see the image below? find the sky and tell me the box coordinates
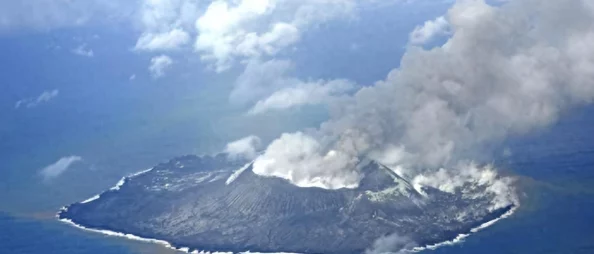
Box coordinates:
[1,0,593,218]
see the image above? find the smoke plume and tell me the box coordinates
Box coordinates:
[225,135,262,160]
[364,233,418,254]
[252,0,594,194]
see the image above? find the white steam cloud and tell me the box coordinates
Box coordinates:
[253,132,360,189]
[225,135,262,160]
[364,233,417,254]
[412,163,517,210]
[253,0,594,195]
[409,16,450,46]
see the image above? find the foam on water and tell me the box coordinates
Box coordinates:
[59,217,299,254]
[411,205,518,252]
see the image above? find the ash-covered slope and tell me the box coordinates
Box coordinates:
[59,154,513,254]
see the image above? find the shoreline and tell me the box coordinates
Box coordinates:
[57,167,192,253]
[58,216,297,254]
[57,167,519,254]
[75,168,154,205]
[411,205,518,252]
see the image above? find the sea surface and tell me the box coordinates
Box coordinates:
[1,106,593,254]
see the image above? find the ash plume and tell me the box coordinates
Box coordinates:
[252,0,594,197]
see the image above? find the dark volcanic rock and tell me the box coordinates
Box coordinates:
[59,155,513,254]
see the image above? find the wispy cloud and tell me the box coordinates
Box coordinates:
[15,89,59,109]
[248,79,355,115]
[231,59,355,115]
[135,28,190,51]
[39,156,83,181]
[71,43,94,57]
[149,55,173,78]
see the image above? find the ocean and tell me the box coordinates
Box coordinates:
[1,105,593,253]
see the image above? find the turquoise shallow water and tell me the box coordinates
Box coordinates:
[1,107,593,254]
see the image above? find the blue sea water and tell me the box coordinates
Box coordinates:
[0,213,131,254]
[1,107,593,254]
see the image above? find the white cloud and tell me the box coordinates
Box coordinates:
[149,55,173,78]
[71,43,94,57]
[133,0,200,52]
[224,135,262,160]
[230,59,356,115]
[409,16,450,45]
[193,0,356,71]
[0,0,394,71]
[138,0,199,32]
[235,22,301,58]
[248,79,355,115]
[132,0,399,72]
[39,156,83,181]
[135,28,190,51]
[15,89,59,109]
[129,74,136,81]
[194,0,278,71]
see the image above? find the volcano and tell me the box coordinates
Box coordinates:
[58,154,514,253]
